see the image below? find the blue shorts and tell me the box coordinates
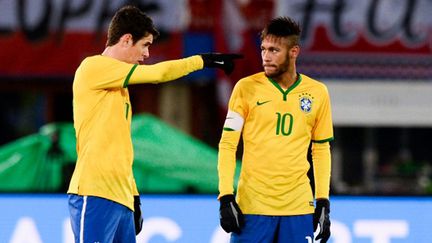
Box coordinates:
[231,214,314,243]
[68,194,136,243]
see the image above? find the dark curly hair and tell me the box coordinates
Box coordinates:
[260,17,301,47]
[106,5,160,46]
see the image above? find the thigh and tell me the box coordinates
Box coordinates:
[68,194,135,243]
[277,214,314,243]
[113,206,135,243]
[68,194,83,243]
[231,215,279,243]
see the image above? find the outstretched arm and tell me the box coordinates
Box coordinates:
[129,55,203,85]
[128,53,243,85]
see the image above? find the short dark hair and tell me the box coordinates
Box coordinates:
[260,17,301,47]
[106,5,160,46]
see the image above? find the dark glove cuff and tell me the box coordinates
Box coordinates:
[316,198,330,213]
[200,53,213,67]
[134,195,141,207]
[219,194,235,204]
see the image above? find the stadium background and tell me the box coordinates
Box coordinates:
[0,0,431,242]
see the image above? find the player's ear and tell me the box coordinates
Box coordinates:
[120,34,133,47]
[289,45,300,59]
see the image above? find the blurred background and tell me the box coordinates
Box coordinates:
[0,0,431,242]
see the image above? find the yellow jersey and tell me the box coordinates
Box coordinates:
[218,72,333,215]
[68,55,202,210]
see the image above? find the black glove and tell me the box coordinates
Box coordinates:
[133,195,143,235]
[314,198,331,243]
[200,53,243,75]
[219,194,244,233]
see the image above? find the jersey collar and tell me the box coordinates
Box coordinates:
[267,73,302,101]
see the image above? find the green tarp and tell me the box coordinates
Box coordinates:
[0,114,240,193]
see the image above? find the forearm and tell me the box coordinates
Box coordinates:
[312,142,331,199]
[129,55,203,84]
[218,130,241,198]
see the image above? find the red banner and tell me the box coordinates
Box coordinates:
[0,0,430,79]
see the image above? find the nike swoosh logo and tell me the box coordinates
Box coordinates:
[214,61,224,65]
[256,100,271,106]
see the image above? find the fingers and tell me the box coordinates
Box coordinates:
[316,234,330,243]
[220,205,242,232]
[221,54,242,74]
[223,64,235,75]
[315,223,331,243]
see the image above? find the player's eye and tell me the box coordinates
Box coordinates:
[265,47,277,53]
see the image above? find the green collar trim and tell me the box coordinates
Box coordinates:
[267,73,302,101]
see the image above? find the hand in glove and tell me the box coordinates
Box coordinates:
[134,195,143,235]
[313,198,331,242]
[200,53,243,75]
[219,194,244,233]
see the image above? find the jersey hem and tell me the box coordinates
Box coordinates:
[241,210,314,216]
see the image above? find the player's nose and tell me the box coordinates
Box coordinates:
[262,51,271,62]
[143,49,150,59]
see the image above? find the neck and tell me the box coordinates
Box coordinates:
[273,66,297,90]
[102,45,125,62]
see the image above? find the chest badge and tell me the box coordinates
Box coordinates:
[299,93,314,113]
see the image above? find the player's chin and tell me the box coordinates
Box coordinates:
[264,68,277,77]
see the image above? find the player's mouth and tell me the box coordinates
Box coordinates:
[263,64,277,70]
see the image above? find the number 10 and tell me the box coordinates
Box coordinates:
[275,112,293,136]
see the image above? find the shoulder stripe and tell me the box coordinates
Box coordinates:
[123,64,138,88]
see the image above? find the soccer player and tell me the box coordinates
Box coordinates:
[67,5,241,243]
[217,17,333,242]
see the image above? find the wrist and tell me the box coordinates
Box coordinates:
[219,194,235,203]
[316,198,330,212]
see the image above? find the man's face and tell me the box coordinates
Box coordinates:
[261,35,292,78]
[124,34,153,64]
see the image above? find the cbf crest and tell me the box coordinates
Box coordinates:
[299,93,314,113]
